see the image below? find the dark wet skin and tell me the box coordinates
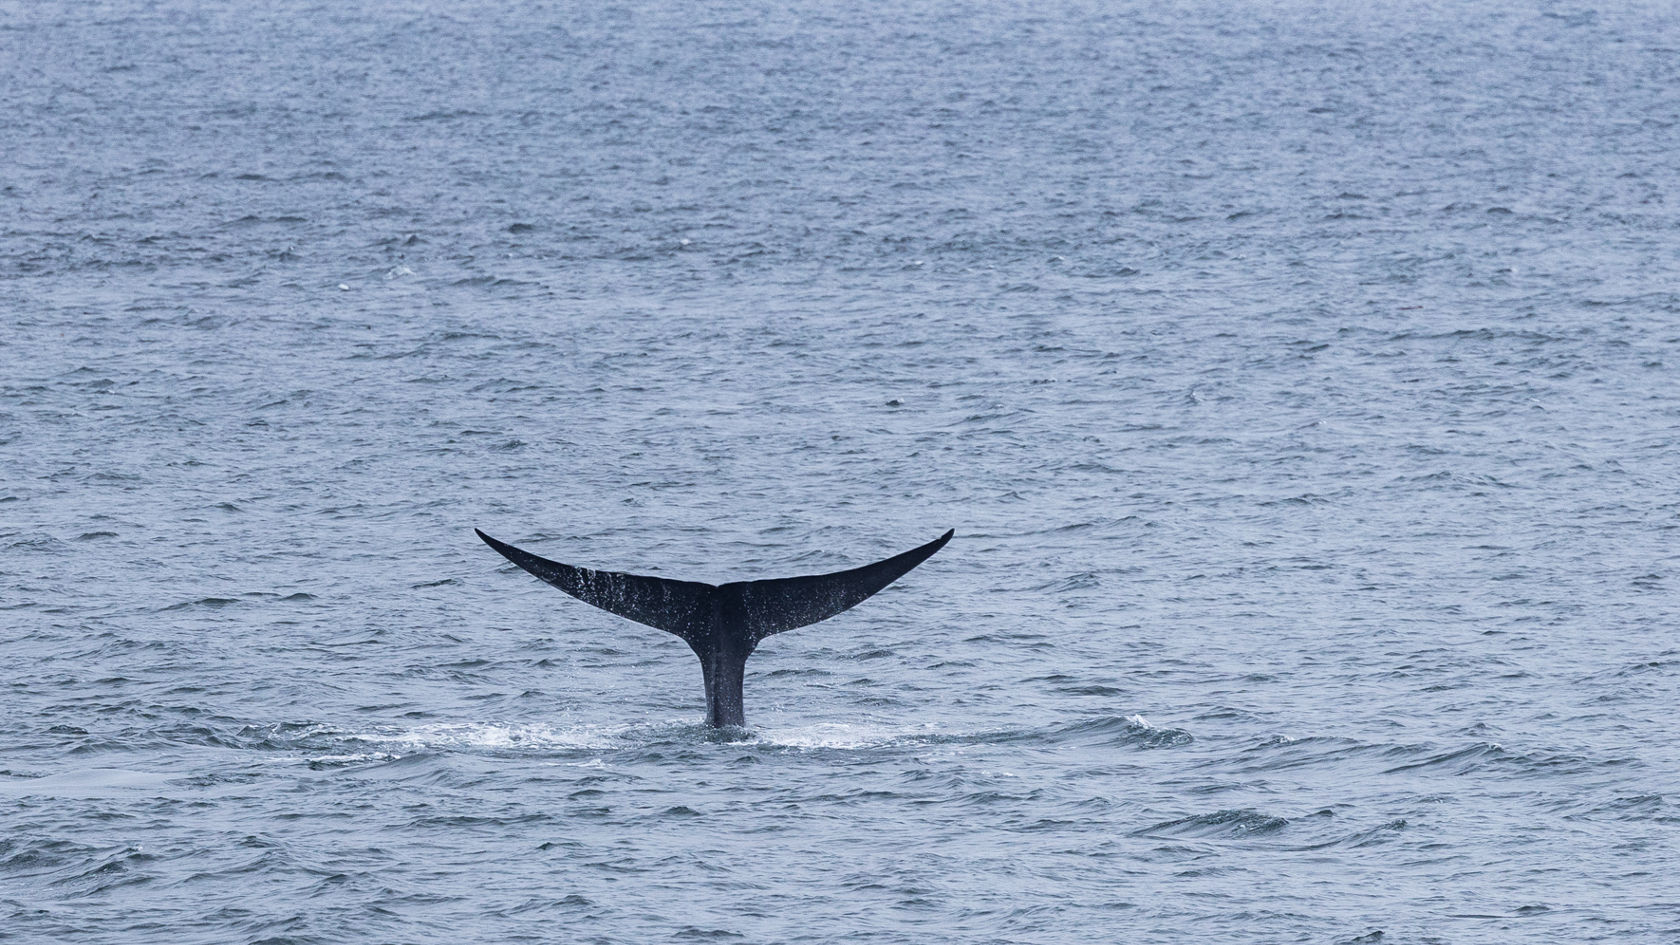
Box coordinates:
[477,529,953,727]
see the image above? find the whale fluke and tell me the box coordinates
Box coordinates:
[476,528,953,727]
[729,531,953,642]
[474,529,712,642]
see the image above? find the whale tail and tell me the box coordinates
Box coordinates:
[474,529,714,646]
[475,528,953,726]
[724,530,954,643]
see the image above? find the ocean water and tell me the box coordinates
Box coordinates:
[4,0,1679,941]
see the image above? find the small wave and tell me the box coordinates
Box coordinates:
[1379,741,1592,777]
[0,836,89,875]
[1287,819,1410,851]
[158,597,239,612]
[404,109,484,122]
[1033,570,1100,592]
[1561,794,1669,822]
[1230,734,1370,773]
[674,927,746,941]
[1605,654,1680,677]
[450,275,536,288]
[1138,808,1289,839]
[7,534,71,554]
[55,850,157,894]
[1036,714,1194,749]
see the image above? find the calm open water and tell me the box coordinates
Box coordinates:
[4,1,1680,942]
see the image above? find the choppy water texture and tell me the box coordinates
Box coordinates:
[4,0,1680,941]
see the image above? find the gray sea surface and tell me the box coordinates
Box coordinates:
[4,0,1680,942]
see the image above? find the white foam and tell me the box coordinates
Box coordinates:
[304,752,399,765]
[274,717,965,762]
[748,720,944,750]
[343,721,621,753]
